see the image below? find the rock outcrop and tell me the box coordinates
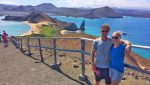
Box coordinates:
[79,20,85,31]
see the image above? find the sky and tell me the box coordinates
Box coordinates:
[0,0,150,9]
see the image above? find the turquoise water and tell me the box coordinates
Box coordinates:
[52,16,150,59]
[0,16,30,36]
[1,15,150,59]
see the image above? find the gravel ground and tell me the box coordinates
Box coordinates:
[1,33,150,85]
[0,42,86,85]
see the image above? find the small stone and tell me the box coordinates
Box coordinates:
[74,60,77,62]
[88,62,91,64]
[125,72,130,76]
[122,77,128,80]
[73,63,79,68]
[58,62,62,66]
[131,73,135,76]
[135,75,139,80]
[59,54,65,57]
[49,54,53,57]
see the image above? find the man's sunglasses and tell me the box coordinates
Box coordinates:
[101,30,109,32]
[112,36,119,39]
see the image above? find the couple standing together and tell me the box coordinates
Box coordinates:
[91,24,147,85]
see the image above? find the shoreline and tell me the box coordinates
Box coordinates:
[21,21,49,36]
[60,30,83,35]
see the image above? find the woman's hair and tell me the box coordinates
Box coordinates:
[113,31,122,38]
[101,24,110,30]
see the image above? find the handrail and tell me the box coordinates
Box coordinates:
[81,37,150,49]
[11,37,150,81]
[132,44,150,49]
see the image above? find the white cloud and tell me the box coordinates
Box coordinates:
[0,0,18,5]
[1,0,150,9]
[54,0,150,9]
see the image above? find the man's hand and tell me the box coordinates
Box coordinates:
[92,64,96,71]
[92,64,100,76]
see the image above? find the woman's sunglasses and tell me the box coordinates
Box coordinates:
[112,36,119,39]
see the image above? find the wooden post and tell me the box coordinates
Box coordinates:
[27,37,31,56]
[53,38,57,64]
[79,39,87,81]
[38,38,44,62]
[51,38,59,68]
[16,38,20,49]
[20,38,23,51]
[15,37,19,49]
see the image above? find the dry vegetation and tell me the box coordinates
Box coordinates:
[20,33,150,85]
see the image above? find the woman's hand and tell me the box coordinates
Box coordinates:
[139,64,149,70]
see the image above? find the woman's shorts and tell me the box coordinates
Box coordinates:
[109,68,123,81]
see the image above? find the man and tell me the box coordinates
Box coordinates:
[91,24,131,85]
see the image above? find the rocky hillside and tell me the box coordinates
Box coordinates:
[3,12,56,23]
[25,12,57,23]
[92,6,122,18]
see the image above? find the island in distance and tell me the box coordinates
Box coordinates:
[0,3,122,19]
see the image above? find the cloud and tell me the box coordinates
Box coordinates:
[0,0,18,5]
[1,0,150,9]
[53,0,150,9]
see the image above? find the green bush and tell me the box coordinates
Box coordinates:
[40,26,60,37]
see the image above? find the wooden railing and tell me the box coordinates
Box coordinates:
[11,37,150,81]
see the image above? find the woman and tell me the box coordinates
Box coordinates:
[2,31,8,47]
[109,31,147,85]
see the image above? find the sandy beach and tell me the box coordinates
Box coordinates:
[21,21,49,36]
[21,21,82,36]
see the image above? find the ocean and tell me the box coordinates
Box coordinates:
[52,16,150,59]
[0,15,150,59]
[0,16,30,36]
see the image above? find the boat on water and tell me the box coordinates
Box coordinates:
[122,32,132,35]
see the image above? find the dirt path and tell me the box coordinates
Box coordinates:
[0,42,84,85]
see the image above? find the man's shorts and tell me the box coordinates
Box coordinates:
[109,68,123,81]
[94,67,111,84]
